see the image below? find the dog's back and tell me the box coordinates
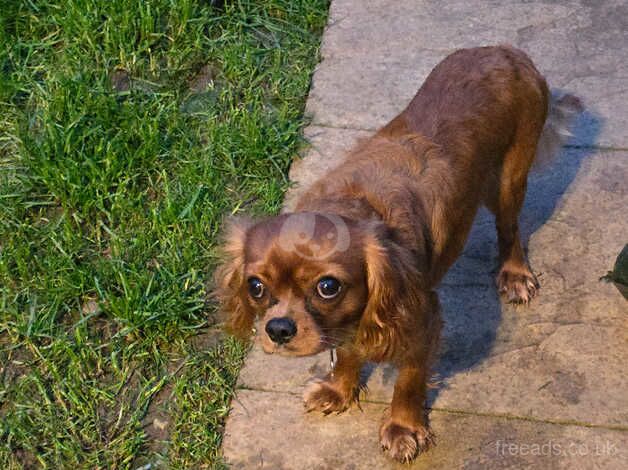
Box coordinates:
[381,45,549,169]
[298,46,580,288]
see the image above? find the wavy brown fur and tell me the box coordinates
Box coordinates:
[215,45,582,462]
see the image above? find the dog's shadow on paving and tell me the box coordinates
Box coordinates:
[361,103,601,406]
[426,106,601,406]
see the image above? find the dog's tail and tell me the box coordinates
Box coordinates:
[533,92,584,170]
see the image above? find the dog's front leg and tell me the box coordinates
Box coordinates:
[303,346,363,414]
[380,363,434,462]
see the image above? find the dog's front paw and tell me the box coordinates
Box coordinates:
[303,379,355,415]
[496,265,539,304]
[379,417,434,463]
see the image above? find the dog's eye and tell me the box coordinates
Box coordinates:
[317,277,341,299]
[247,277,265,299]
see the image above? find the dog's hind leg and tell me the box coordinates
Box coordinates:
[485,134,541,304]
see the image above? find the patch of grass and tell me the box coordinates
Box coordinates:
[0,0,329,467]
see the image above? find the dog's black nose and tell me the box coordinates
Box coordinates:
[265,317,297,345]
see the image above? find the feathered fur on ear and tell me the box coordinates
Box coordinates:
[213,216,256,339]
[355,222,428,362]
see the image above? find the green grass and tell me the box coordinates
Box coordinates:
[0,0,329,467]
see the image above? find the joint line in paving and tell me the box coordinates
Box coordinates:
[235,385,628,433]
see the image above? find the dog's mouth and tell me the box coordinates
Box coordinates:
[255,314,334,356]
[257,325,330,357]
[260,339,328,357]
[262,342,297,355]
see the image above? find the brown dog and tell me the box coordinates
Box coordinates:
[215,45,582,462]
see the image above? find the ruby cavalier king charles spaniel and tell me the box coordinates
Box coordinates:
[215,45,582,462]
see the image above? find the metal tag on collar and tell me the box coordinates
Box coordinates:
[329,348,337,377]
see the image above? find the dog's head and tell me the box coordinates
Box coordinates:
[214,212,433,360]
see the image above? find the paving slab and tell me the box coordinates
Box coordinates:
[307,0,628,148]
[222,0,628,467]
[283,126,372,211]
[224,390,628,469]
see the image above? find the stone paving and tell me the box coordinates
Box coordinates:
[223,1,628,468]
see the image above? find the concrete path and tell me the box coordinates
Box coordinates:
[223,1,628,468]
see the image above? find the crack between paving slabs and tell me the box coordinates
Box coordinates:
[233,385,628,432]
[306,122,628,152]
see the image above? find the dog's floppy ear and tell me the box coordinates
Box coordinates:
[356,222,425,361]
[213,216,256,338]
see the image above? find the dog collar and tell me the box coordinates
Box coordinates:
[329,348,337,377]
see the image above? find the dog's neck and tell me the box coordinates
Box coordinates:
[292,133,471,286]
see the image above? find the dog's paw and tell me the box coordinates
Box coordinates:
[496,265,539,304]
[379,417,434,463]
[303,379,355,415]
